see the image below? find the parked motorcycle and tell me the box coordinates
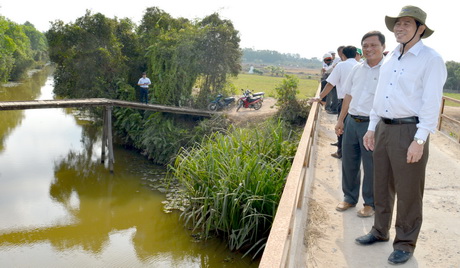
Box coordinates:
[236,89,265,112]
[207,94,236,111]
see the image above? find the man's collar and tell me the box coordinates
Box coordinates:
[395,40,424,57]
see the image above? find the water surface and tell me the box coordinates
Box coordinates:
[0,67,259,267]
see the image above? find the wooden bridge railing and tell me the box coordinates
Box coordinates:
[259,84,322,268]
[0,98,215,117]
[438,96,460,143]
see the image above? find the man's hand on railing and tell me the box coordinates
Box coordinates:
[308,97,325,105]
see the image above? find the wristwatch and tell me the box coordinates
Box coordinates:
[414,137,425,145]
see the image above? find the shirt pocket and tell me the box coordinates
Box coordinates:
[397,71,418,97]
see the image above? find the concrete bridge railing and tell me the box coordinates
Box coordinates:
[259,84,322,268]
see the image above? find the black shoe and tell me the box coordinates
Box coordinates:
[355,233,389,245]
[330,142,338,146]
[326,110,338,114]
[388,250,413,265]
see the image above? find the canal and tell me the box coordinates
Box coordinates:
[0,66,259,267]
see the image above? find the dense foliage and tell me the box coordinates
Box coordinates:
[45,8,242,164]
[170,119,299,258]
[46,8,241,107]
[242,48,321,69]
[46,11,129,98]
[0,16,48,82]
[445,61,460,92]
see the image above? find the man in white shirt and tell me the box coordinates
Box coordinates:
[313,46,359,158]
[355,6,447,265]
[137,72,151,104]
[334,31,386,216]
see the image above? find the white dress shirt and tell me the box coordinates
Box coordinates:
[343,58,384,116]
[138,77,151,88]
[326,58,359,99]
[368,40,447,141]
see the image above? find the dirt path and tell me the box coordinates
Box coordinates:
[225,97,278,125]
[305,109,460,268]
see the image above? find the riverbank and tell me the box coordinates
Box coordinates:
[305,109,460,267]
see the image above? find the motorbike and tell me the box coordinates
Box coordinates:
[236,89,265,112]
[207,94,236,111]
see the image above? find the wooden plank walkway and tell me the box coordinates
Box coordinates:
[0,98,215,117]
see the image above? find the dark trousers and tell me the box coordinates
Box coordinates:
[320,80,327,102]
[140,87,149,104]
[341,116,374,206]
[336,99,343,155]
[370,121,429,252]
[326,86,338,113]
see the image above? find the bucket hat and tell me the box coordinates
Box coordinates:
[385,5,433,38]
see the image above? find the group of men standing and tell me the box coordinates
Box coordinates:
[312,5,447,265]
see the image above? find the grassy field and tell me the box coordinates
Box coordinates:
[230,73,460,107]
[444,93,460,107]
[229,73,319,99]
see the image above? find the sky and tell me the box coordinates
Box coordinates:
[1,0,459,62]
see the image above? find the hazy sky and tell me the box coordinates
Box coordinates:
[1,0,459,62]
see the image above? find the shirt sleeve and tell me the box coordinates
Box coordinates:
[326,64,341,86]
[415,55,447,141]
[368,108,380,131]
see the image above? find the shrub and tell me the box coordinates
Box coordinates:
[169,119,298,258]
[275,74,311,124]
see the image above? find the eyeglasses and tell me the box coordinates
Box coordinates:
[324,59,332,62]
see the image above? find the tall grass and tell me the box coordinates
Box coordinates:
[169,119,299,258]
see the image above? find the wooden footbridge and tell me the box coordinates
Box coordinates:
[0,98,215,172]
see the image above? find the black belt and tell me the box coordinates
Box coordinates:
[381,116,419,124]
[350,114,369,122]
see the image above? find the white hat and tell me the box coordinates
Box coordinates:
[323,53,332,60]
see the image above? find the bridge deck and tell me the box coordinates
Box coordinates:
[0,98,215,117]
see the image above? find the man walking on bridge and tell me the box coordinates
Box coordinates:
[138,72,151,104]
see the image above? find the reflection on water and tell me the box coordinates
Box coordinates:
[0,68,259,267]
[0,67,52,152]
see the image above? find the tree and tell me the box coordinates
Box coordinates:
[0,17,48,82]
[0,16,15,82]
[47,11,128,98]
[146,22,200,106]
[195,13,242,106]
[22,22,48,64]
[445,61,460,92]
[4,20,34,80]
[139,8,199,106]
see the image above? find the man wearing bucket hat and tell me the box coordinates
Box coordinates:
[355,5,447,265]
